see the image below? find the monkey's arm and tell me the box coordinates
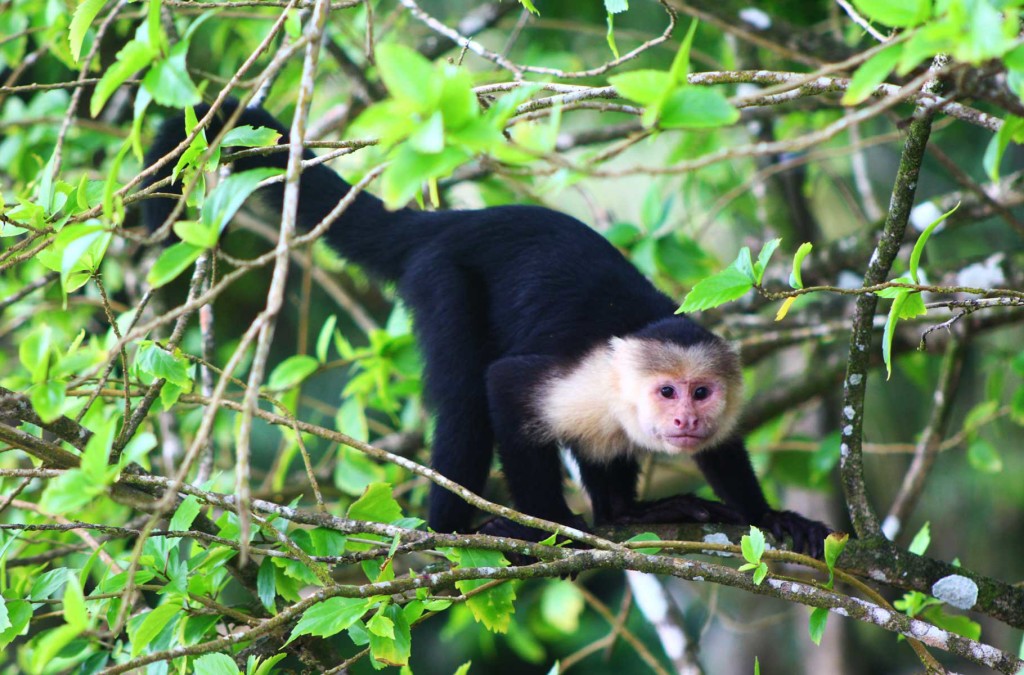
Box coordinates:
[696,437,832,557]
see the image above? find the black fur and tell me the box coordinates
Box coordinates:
[142,101,832,556]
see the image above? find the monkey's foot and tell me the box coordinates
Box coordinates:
[759,510,834,559]
[610,493,744,526]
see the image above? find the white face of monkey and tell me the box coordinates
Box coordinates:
[610,337,743,455]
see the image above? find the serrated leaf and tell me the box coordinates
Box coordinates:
[367,609,395,638]
[368,604,411,666]
[449,548,515,633]
[69,0,107,62]
[808,607,829,644]
[130,603,181,657]
[842,43,904,105]
[347,483,402,524]
[135,341,192,388]
[908,521,930,555]
[790,242,813,289]
[147,241,203,288]
[909,201,959,283]
[91,40,156,117]
[288,597,372,643]
[201,167,280,234]
[142,43,201,108]
[267,355,319,391]
[678,265,753,312]
[752,562,768,585]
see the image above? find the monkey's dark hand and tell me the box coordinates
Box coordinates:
[758,510,833,559]
[611,494,744,526]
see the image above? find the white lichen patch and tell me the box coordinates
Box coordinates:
[870,607,892,625]
[931,574,978,610]
[840,443,849,458]
[833,607,848,617]
[842,425,853,436]
[849,373,863,386]
[702,532,733,556]
[738,7,771,29]
[843,406,855,419]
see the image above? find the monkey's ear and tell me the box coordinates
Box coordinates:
[609,336,627,352]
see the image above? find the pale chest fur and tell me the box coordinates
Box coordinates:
[534,346,641,462]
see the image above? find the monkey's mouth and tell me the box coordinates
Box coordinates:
[662,433,708,448]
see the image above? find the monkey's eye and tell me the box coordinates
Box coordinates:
[692,386,710,401]
[659,386,676,399]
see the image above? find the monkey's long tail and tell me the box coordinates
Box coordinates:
[141,100,427,281]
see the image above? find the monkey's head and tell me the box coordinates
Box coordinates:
[611,335,743,455]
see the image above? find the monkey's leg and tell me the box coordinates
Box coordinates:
[400,262,495,534]
[482,356,589,541]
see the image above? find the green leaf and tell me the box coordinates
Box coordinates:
[142,42,201,108]
[288,597,372,643]
[193,653,240,675]
[921,606,981,640]
[62,574,88,630]
[850,0,930,28]
[823,532,849,587]
[967,438,1003,473]
[267,354,319,391]
[376,43,439,113]
[752,562,768,585]
[381,145,468,209]
[91,40,156,117]
[0,600,31,650]
[518,0,539,15]
[347,483,403,524]
[753,238,781,284]
[257,558,277,613]
[908,521,930,555]
[741,528,765,565]
[983,116,1024,182]
[130,603,181,656]
[909,201,959,283]
[882,290,908,380]
[658,87,740,129]
[316,315,337,363]
[408,111,445,154]
[69,0,107,62]
[170,495,203,532]
[367,608,395,638]
[172,220,218,248]
[808,607,829,644]
[790,242,813,289]
[147,241,203,288]
[609,70,670,105]
[669,19,699,85]
[368,604,412,667]
[201,167,280,234]
[678,265,753,312]
[625,532,662,554]
[841,43,904,105]
[30,381,66,423]
[222,125,281,148]
[135,341,192,388]
[541,581,584,633]
[741,526,766,564]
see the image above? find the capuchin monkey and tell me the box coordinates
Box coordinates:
[143,101,832,556]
